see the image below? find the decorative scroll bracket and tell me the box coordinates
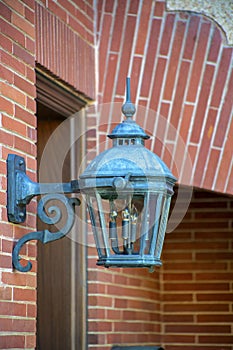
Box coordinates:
[7,154,78,223]
[7,154,81,272]
[12,195,80,272]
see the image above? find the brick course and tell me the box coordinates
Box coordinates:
[160,190,233,349]
[35,2,95,100]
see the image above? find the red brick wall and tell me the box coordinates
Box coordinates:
[88,256,161,349]
[97,0,233,195]
[0,0,95,348]
[0,0,37,347]
[35,1,96,100]
[1,1,233,349]
[88,1,233,349]
[162,190,233,349]
[88,188,233,350]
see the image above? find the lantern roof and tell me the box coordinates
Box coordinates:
[80,78,177,185]
[80,144,175,180]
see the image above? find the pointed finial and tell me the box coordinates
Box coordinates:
[121,77,136,121]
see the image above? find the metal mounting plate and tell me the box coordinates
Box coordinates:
[7,154,26,223]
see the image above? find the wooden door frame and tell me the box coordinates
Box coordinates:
[36,67,88,350]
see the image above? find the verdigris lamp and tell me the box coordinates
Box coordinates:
[7,78,177,272]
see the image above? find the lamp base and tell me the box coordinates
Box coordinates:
[97,255,162,269]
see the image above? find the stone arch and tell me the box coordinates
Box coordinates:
[97,0,233,195]
[166,0,233,45]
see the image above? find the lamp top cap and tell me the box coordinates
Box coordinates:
[108,77,149,140]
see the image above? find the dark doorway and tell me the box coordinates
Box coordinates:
[36,70,87,350]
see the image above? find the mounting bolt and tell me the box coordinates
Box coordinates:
[19,160,24,166]
[19,212,24,218]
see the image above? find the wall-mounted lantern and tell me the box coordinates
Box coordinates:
[7,78,177,272]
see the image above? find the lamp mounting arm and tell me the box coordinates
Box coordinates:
[7,154,81,272]
[7,154,80,223]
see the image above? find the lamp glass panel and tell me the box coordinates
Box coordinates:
[86,188,169,262]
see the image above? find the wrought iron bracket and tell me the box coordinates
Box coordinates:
[7,154,81,272]
[12,194,80,272]
[7,154,78,223]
